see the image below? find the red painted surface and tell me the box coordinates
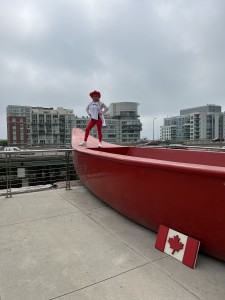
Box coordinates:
[182,236,200,268]
[72,128,225,261]
[155,225,169,252]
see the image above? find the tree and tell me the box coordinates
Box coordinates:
[0,139,8,146]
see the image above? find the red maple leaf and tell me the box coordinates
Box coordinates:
[168,235,184,255]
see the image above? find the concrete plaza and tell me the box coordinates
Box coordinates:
[0,185,224,300]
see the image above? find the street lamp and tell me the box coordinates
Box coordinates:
[153,117,156,140]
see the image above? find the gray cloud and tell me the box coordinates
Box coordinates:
[1,0,225,139]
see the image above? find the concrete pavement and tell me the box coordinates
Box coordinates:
[0,185,225,300]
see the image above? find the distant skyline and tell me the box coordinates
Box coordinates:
[1,0,225,140]
[3,102,223,142]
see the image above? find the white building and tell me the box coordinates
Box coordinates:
[160,105,225,141]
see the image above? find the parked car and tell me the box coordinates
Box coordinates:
[136,140,161,147]
[145,140,161,146]
[212,137,224,142]
[3,147,34,155]
[168,144,187,149]
[4,147,21,151]
[57,145,70,149]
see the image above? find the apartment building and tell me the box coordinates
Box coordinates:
[7,105,31,146]
[160,104,225,141]
[31,107,75,146]
[7,106,75,146]
[7,102,142,146]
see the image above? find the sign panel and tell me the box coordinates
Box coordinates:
[155,225,200,268]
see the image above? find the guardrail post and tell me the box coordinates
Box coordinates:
[5,153,13,198]
[65,151,71,190]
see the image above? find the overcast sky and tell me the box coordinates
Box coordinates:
[1,0,225,140]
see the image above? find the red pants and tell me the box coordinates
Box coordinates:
[84,119,102,142]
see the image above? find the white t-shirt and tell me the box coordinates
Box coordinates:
[86,101,108,120]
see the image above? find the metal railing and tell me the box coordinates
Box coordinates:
[0,149,78,198]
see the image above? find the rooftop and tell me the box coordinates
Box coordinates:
[0,184,225,299]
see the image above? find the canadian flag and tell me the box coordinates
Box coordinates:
[155,225,200,268]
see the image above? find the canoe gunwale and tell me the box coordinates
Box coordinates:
[73,146,225,178]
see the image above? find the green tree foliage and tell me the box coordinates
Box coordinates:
[0,139,8,146]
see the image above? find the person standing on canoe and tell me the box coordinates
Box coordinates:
[79,90,108,148]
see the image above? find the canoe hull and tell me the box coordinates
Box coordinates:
[72,129,225,261]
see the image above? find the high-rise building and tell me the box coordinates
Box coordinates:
[30,107,75,146]
[6,102,142,146]
[160,104,225,141]
[7,105,31,146]
[7,106,75,146]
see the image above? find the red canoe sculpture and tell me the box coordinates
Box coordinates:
[72,128,225,262]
